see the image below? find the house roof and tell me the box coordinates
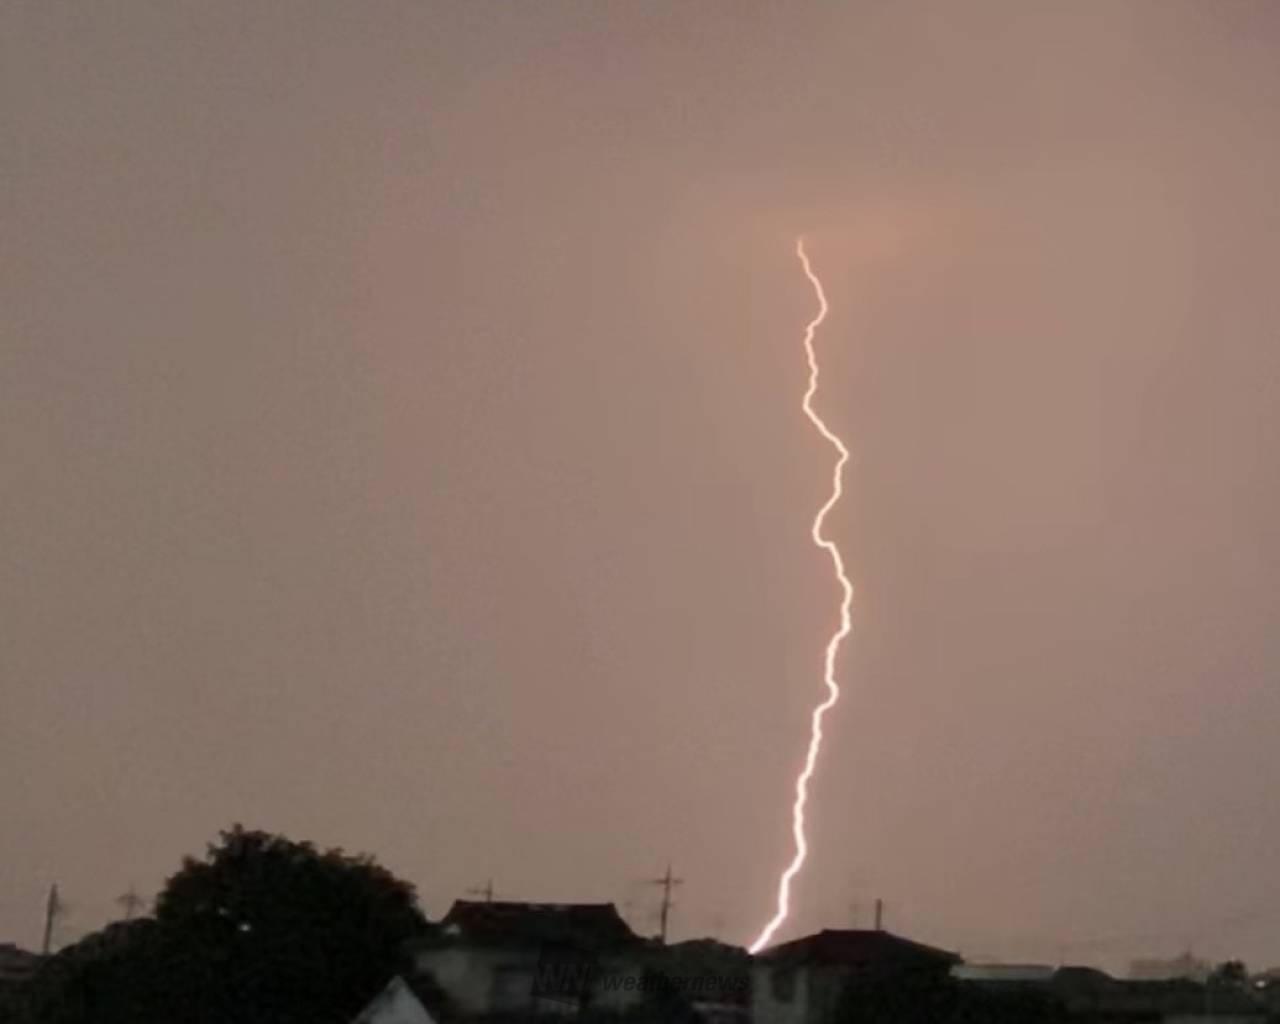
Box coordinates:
[754,929,960,970]
[351,974,455,1024]
[430,900,641,951]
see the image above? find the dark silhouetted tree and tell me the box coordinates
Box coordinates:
[152,825,429,1023]
[20,919,167,1024]
[22,826,429,1024]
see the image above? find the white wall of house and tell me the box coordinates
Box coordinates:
[588,961,648,1013]
[416,947,518,1014]
[751,963,811,1024]
[752,964,869,1024]
[415,946,645,1016]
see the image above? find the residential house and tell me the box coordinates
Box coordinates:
[653,938,751,1024]
[751,928,960,1024]
[410,900,649,1018]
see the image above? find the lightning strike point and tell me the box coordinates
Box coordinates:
[748,238,853,955]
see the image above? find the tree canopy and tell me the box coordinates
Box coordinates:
[22,825,429,1024]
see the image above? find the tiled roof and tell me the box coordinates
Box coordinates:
[432,900,641,950]
[351,974,456,1024]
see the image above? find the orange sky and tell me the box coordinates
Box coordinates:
[3,1,1279,971]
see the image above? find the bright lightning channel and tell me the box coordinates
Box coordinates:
[748,237,853,955]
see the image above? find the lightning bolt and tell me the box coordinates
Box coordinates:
[748,237,853,955]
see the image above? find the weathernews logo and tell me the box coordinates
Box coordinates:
[532,945,597,1006]
[532,944,748,1006]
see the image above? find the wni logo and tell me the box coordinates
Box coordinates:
[532,943,599,1007]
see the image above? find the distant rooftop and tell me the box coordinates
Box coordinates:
[953,963,1057,983]
[959,962,1268,1019]
[0,943,43,983]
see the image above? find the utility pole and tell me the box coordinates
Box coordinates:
[41,884,62,955]
[873,897,884,931]
[466,879,496,903]
[116,886,145,921]
[648,864,683,944]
